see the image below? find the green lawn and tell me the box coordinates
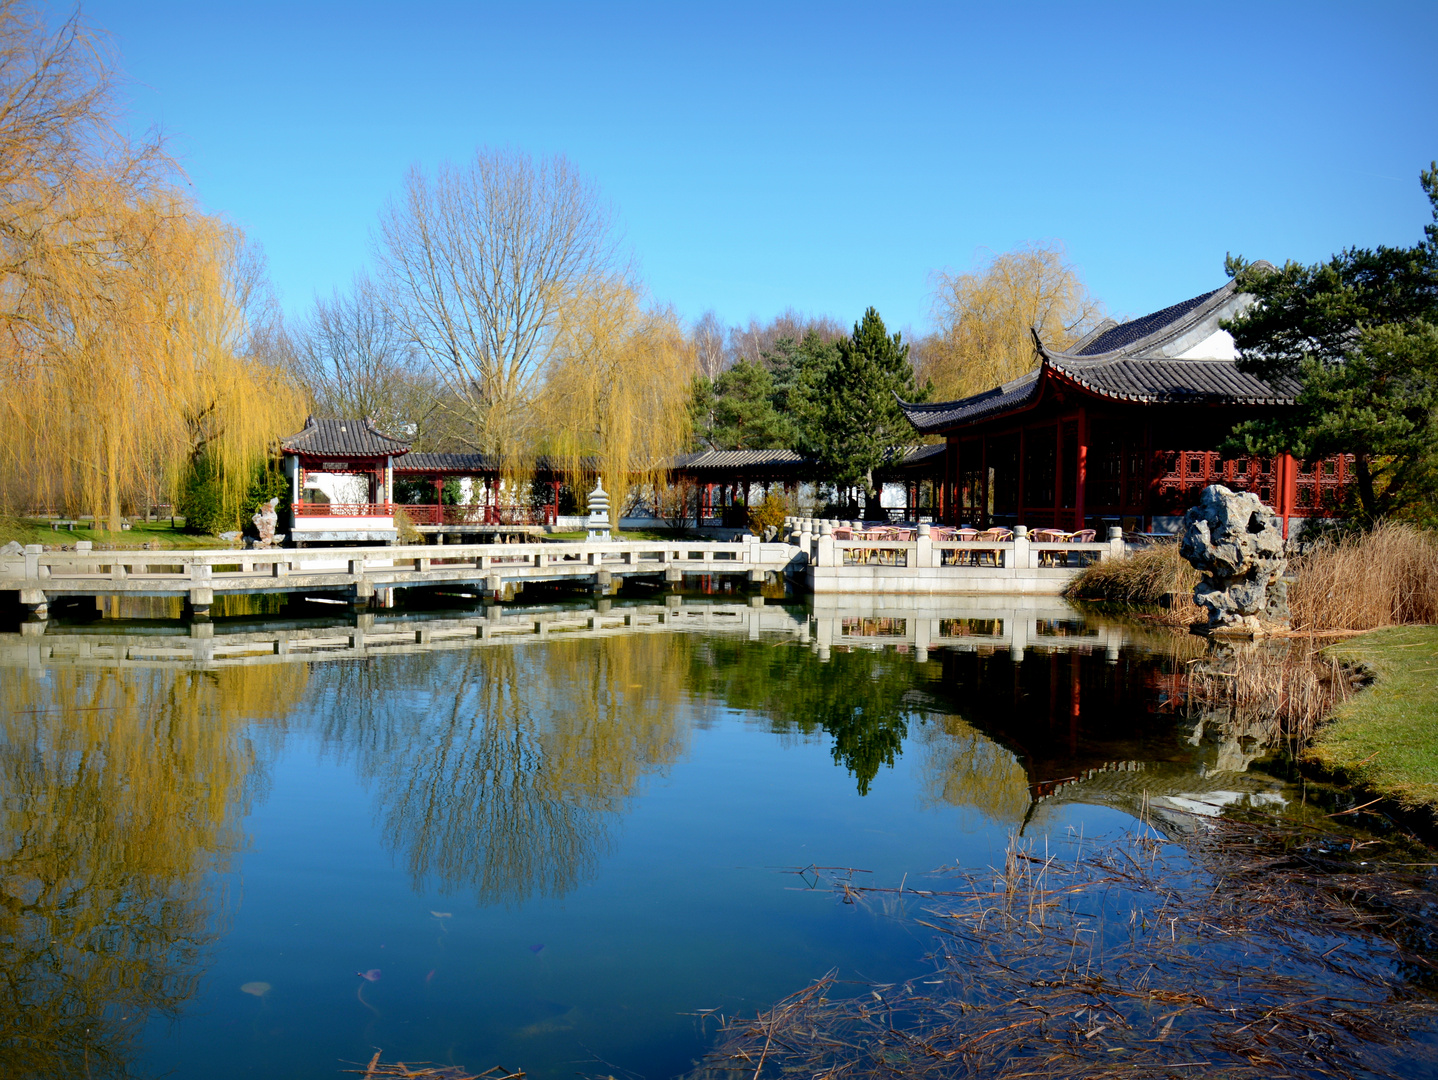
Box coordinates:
[1,518,235,550]
[1307,626,1438,814]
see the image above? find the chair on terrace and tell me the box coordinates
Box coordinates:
[974,527,1012,566]
[1070,529,1097,543]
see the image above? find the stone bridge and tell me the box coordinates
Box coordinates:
[0,537,805,619]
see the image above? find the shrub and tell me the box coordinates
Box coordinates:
[1063,541,1202,618]
[748,491,793,536]
[392,506,423,545]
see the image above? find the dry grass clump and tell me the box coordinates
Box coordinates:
[343,1053,522,1079]
[693,821,1438,1079]
[1063,541,1204,623]
[1291,522,1438,631]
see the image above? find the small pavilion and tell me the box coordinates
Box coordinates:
[281,417,412,546]
[897,277,1354,536]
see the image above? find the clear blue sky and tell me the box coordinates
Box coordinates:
[78,0,1438,334]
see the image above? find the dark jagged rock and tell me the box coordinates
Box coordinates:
[1180,484,1290,633]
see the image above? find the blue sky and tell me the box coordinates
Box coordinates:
[80,1,1438,334]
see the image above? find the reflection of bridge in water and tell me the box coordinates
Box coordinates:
[810,595,1128,663]
[2,595,1135,671]
[1,598,808,670]
[1,595,1292,835]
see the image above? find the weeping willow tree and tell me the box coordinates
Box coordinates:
[534,278,695,525]
[0,4,304,530]
[921,241,1106,401]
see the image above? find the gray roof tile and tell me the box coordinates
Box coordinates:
[280,417,412,457]
[899,278,1295,436]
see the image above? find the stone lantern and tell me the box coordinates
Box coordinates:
[587,481,611,540]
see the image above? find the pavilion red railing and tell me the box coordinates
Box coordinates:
[393,504,557,527]
[292,502,396,518]
[292,503,557,525]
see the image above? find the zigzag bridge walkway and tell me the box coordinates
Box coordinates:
[1,526,1130,621]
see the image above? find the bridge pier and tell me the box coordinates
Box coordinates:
[185,587,213,620]
[19,588,48,620]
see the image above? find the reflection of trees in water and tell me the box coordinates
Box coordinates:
[689,638,1035,814]
[914,715,1032,824]
[687,641,915,795]
[0,664,300,1079]
[304,633,693,904]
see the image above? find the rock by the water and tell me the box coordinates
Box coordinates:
[0,540,22,556]
[251,497,280,548]
[1180,484,1290,632]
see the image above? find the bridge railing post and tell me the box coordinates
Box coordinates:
[915,522,934,569]
[1011,526,1031,570]
[1107,525,1125,561]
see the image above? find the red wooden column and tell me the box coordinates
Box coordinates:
[1276,453,1298,538]
[1075,408,1088,531]
[1016,427,1027,528]
[979,436,989,528]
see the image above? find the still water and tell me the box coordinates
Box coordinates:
[1,594,1293,1079]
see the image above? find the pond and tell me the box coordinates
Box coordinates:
[0,592,1428,1078]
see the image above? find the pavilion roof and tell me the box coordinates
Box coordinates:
[898,272,1298,436]
[672,446,945,477]
[395,452,499,473]
[279,417,412,458]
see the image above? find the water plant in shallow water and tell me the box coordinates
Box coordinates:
[694,816,1438,1079]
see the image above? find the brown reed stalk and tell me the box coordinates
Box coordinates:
[692,822,1438,1080]
[1290,522,1438,631]
[1185,641,1360,748]
[1063,542,1206,624]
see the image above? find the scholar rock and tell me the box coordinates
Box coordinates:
[0,540,22,556]
[252,498,280,548]
[1179,484,1290,632]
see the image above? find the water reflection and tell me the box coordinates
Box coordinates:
[0,595,1329,1079]
[304,635,693,903]
[0,665,300,1078]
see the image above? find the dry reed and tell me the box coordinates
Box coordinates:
[693,820,1438,1079]
[1185,641,1364,747]
[1290,521,1438,631]
[1063,541,1205,624]
[344,1052,523,1079]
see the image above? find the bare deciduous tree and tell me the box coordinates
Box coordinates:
[375,148,620,462]
[921,241,1105,400]
[690,308,727,379]
[291,274,452,446]
[728,308,846,367]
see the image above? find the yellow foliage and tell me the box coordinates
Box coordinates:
[0,6,304,527]
[923,241,1105,401]
[535,277,697,525]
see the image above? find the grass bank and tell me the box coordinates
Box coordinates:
[1306,625,1438,815]
[0,518,233,550]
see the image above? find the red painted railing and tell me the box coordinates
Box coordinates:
[293,502,395,518]
[394,504,556,527]
[292,503,556,525]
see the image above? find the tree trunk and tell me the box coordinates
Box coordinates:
[106,433,122,533]
[1354,454,1378,521]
